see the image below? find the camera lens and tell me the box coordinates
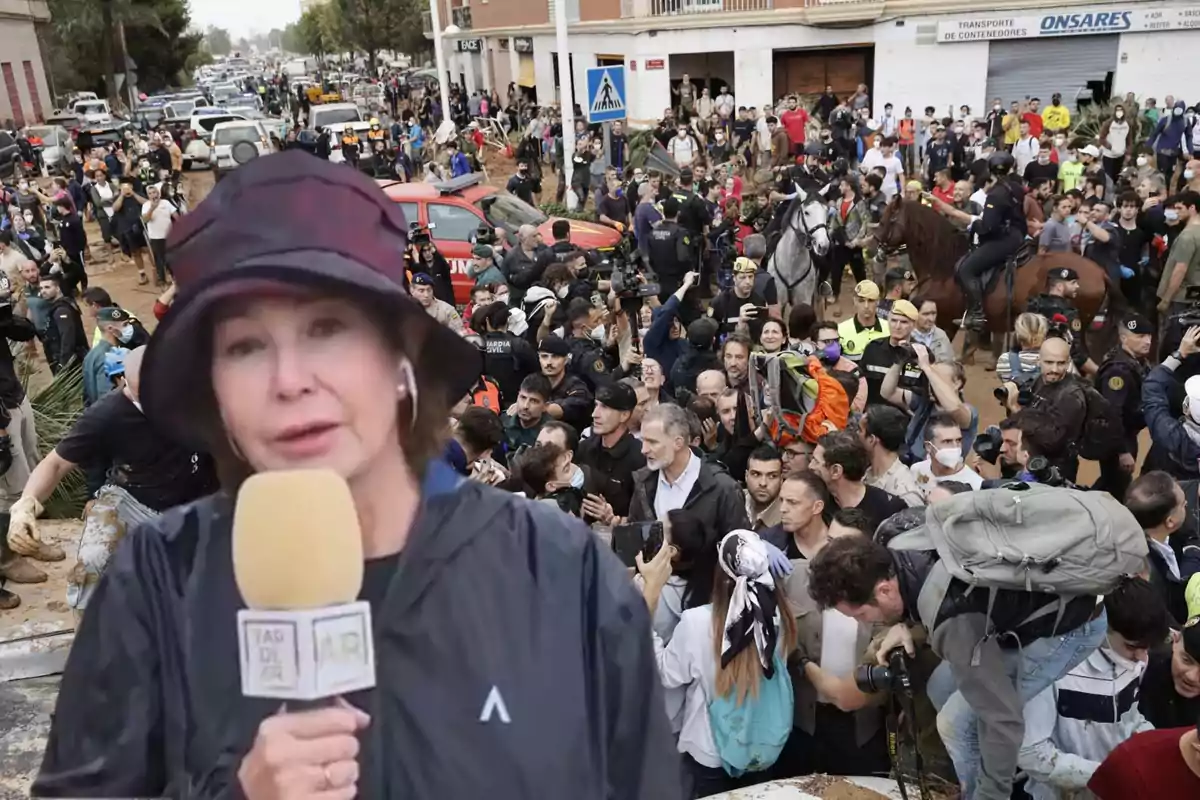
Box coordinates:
[853,664,893,694]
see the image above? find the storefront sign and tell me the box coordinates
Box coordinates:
[645,58,665,70]
[937,6,1200,42]
[513,37,533,53]
[456,39,483,53]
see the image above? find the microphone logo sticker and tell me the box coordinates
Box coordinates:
[479,685,511,724]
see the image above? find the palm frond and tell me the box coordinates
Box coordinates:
[27,365,90,519]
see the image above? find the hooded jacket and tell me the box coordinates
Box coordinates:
[33,461,682,800]
[1150,101,1194,156]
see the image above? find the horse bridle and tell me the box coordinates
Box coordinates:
[772,192,829,293]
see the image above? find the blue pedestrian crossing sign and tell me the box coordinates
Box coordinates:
[586,66,626,123]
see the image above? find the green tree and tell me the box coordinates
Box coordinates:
[280,20,303,55]
[295,7,329,59]
[335,0,404,71]
[45,0,203,102]
[204,25,232,56]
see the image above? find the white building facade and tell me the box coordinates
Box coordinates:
[439,0,1200,126]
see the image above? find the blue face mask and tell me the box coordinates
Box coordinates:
[569,464,585,489]
[118,324,134,343]
[821,342,842,363]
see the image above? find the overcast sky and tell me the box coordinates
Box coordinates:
[191,0,303,39]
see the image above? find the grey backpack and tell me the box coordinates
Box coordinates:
[889,485,1148,655]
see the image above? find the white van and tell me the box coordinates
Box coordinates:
[210,120,272,179]
[73,99,113,125]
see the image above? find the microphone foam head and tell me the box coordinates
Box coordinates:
[232,469,363,609]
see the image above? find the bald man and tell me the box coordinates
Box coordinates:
[7,345,218,614]
[696,369,728,404]
[1026,336,1089,482]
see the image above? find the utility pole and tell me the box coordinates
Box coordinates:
[555,0,575,209]
[428,0,453,128]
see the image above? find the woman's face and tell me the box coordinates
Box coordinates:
[211,294,402,480]
[759,321,785,351]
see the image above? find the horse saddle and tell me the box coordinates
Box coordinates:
[953,238,1037,297]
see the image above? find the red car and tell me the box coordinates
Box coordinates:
[379,174,622,304]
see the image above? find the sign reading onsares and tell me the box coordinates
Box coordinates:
[938,6,1200,42]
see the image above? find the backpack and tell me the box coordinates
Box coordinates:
[708,652,793,777]
[748,352,850,447]
[1077,380,1123,461]
[889,484,1147,645]
[472,376,501,411]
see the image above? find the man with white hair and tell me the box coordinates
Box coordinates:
[626,403,748,539]
[6,346,219,614]
[502,223,547,303]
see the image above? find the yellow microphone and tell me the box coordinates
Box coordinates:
[232,469,376,701]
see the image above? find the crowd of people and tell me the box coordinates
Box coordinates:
[3,75,1200,800]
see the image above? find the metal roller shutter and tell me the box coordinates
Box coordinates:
[985,35,1118,112]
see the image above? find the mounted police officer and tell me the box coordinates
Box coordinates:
[1094,313,1154,498]
[1026,267,1096,375]
[959,150,1027,330]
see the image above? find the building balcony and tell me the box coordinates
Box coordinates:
[645,0,772,15]
[451,6,473,28]
[0,0,50,20]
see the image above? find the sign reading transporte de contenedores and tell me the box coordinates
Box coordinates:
[937,6,1200,42]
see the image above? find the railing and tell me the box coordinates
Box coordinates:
[803,0,880,5]
[648,0,772,15]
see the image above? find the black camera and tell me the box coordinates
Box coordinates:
[854,646,913,695]
[973,425,1003,465]
[409,222,432,246]
[1026,455,1068,487]
[473,225,497,247]
[607,238,660,300]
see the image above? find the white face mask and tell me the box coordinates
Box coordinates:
[1175,108,1185,117]
[17,182,27,191]
[590,324,606,342]
[934,447,962,470]
[569,463,585,489]
[1186,169,1196,181]
[556,285,570,299]
[1188,399,1200,424]
[1137,156,1148,167]
[1165,209,1180,222]
[1115,112,1124,120]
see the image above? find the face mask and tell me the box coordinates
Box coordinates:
[118,324,134,343]
[1115,112,1124,120]
[1055,137,1066,147]
[934,447,962,469]
[569,463,585,489]
[820,342,842,363]
[1176,108,1185,117]
[22,213,33,225]
[556,285,569,299]
[993,104,1001,111]
[1187,170,1196,180]
[954,127,963,134]
[1137,156,1148,167]
[1165,209,1180,222]
[591,324,606,342]
[17,182,27,191]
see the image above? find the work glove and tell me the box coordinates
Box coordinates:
[1119,265,1135,279]
[762,540,794,579]
[7,494,43,558]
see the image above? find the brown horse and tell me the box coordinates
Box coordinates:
[874,196,1118,344]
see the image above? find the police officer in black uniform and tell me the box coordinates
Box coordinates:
[647,195,694,303]
[537,334,594,433]
[1026,267,1095,375]
[563,298,616,391]
[959,150,1027,329]
[1094,313,1155,498]
[474,301,539,407]
[673,167,712,289]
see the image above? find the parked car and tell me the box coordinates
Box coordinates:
[132,102,178,131]
[0,130,19,181]
[210,120,272,180]
[308,102,363,135]
[182,112,247,168]
[24,125,72,174]
[75,122,135,152]
[73,99,113,125]
[378,173,621,305]
[44,112,83,136]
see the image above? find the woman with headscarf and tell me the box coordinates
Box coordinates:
[641,528,798,797]
[28,152,681,800]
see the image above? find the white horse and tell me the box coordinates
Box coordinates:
[765,188,831,313]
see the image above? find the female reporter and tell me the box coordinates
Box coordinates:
[33,153,681,800]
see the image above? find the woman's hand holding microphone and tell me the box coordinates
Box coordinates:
[238,701,369,799]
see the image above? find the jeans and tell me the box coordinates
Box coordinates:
[934,608,1107,799]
